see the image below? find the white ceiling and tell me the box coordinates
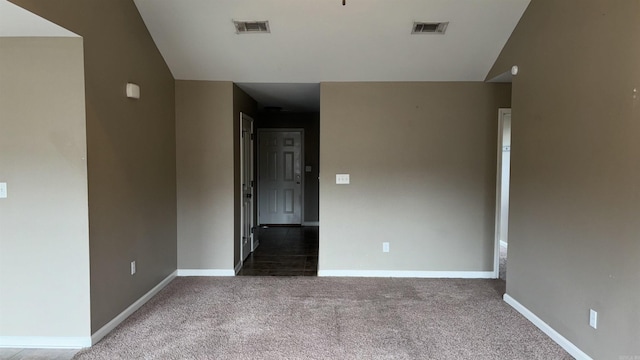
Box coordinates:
[235,83,320,112]
[0,0,78,37]
[134,0,529,82]
[132,0,530,111]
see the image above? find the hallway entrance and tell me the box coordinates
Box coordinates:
[237,226,318,276]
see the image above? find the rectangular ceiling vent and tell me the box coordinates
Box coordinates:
[412,22,448,34]
[234,20,270,34]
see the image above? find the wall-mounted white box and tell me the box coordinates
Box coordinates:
[589,309,597,329]
[0,182,7,198]
[126,83,140,99]
[336,174,350,184]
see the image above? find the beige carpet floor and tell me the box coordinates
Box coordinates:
[73,277,570,360]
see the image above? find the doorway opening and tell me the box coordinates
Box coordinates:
[238,111,320,276]
[238,226,319,276]
[495,108,511,281]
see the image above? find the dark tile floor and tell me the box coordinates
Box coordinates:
[237,226,319,276]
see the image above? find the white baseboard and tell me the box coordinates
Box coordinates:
[234,261,242,275]
[177,269,235,276]
[91,270,177,345]
[0,336,91,349]
[503,294,592,360]
[302,221,319,226]
[317,270,494,278]
[500,240,508,248]
[0,271,178,349]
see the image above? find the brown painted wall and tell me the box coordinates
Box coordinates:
[0,37,90,338]
[11,0,177,332]
[176,81,234,271]
[489,0,640,357]
[319,82,510,273]
[176,82,257,271]
[176,81,256,273]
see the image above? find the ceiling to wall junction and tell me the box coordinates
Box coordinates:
[8,0,530,111]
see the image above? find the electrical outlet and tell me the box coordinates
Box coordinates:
[382,242,390,253]
[131,261,136,275]
[589,309,597,329]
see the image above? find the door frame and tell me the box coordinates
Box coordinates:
[494,108,511,279]
[256,128,305,225]
[240,112,256,264]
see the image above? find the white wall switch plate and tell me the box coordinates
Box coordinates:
[589,309,597,329]
[131,261,136,275]
[382,242,390,253]
[336,174,350,184]
[0,182,6,198]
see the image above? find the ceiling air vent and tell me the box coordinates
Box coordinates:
[234,20,270,34]
[412,22,448,34]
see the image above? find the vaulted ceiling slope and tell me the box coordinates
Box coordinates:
[133,0,530,83]
[0,0,78,37]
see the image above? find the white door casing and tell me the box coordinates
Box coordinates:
[494,108,511,278]
[240,113,255,261]
[500,113,512,246]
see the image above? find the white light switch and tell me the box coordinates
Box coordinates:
[0,182,7,198]
[336,174,350,184]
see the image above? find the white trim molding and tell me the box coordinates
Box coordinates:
[493,108,511,280]
[500,240,508,248]
[317,270,495,278]
[503,294,592,360]
[0,336,91,349]
[177,269,235,277]
[0,271,178,349]
[91,271,177,345]
[234,261,243,275]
